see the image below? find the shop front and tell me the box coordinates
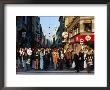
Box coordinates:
[70,33,94,53]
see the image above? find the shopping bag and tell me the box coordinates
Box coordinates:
[84,61,87,68]
[26,59,30,64]
[72,61,75,68]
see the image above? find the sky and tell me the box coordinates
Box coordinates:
[40,16,60,41]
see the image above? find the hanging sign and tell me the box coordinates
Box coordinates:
[62,32,68,38]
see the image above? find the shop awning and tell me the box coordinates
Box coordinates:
[70,33,94,44]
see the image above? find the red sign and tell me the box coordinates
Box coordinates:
[80,39,84,44]
[70,34,94,44]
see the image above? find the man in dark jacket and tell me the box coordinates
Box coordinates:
[79,50,84,71]
[74,53,80,72]
[86,53,93,73]
[34,50,40,70]
[65,49,72,69]
[59,48,64,70]
[43,51,50,71]
[90,51,94,71]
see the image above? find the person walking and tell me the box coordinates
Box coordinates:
[40,50,44,70]
[31,49,35,70]
[44,51,50,71]
[49,48,53,69]
[27,48,32,71]
[65,48,72,69]
[84,49,88,69]
[86,52,93,73]
[20,48,26,71]
[52,49,59,70]
[91,50,94,71]
[16,48,21,72]
[59,48,64,70]
[79,50,85,71]
[74,52,80,72]
[23,49,28,72]
[34,50,40,70]
[25,50,30,71]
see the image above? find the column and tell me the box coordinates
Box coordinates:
[92,19,94,32]
[80,20,84,33]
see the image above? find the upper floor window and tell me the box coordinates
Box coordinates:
[73,23,79,35]
[83,20,92,32]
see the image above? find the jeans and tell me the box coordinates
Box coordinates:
[23,60,27,72]
[26,64,30,71]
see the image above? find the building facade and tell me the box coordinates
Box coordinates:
[16,16,28,48]
[64,16,94,53]
[16,16,45,48]
[55,16,65,48]
[30,16,46,48]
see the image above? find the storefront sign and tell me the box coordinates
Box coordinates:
[70,34,94,44]
[80,38,84,44]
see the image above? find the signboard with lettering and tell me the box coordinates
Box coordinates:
[70,34,94,44]
[80,38,84,44]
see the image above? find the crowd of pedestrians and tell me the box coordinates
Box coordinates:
[16,47,94,73]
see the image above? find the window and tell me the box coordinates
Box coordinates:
[22,32,26,38]
[73,23,79,35]
[74,26,77,35]
[38,34,40,39]
[83,21,92,32]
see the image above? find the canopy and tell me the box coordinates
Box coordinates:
[70,33,94,44]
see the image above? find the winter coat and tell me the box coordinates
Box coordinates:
[86,54,93,65]
[52,51,59,64]
[79,52,84,61]
[65,51,72,60]
[59,51,64,59]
